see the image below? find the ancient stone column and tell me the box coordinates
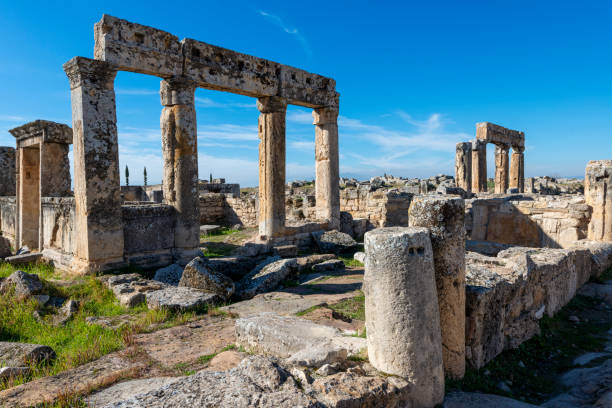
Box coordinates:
[409,195,466,379]
[510,146,525,193]
[160,77,201,263]
[0,147,16,196]
[64,57,124,273]
[494,144,510,194]
[313,106,340,229]
[364,227,444,407]
[257,96,287,239]
[471,139,487,193]
[585,160,612,242]
[455,142,472,192]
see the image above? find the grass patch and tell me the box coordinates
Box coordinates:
[0,262,57,279]
[446,294,612,404]
[295,305,322,317]
[200,227,255,258]
[338,256,363,268]
[327,291,365,321]
[0,263,197,392]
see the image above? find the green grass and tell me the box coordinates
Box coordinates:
[295,305,322,317]
[446,294,612,404]
[0,262,197,392]
[200,227,254,258]
[327,291,365,321]
[338,256,363,268]
[0,262,57,279]
[487,179,495,192]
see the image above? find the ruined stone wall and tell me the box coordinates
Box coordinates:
[224,196,258,227]
[0,147,16,197]
[199,194,226,224]
[465,242,612,368]
[199,183,240,198]
[339,188,412,228]
[122,204,175,268]
[40,197,76,269]
[0,197,16,248]
[467,195,591,248]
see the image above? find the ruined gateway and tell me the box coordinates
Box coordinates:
[0,14,611,408]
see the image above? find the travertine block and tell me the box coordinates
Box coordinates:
[471,139,487,193]
[409,195,466,379]
[0,147,16,196]
[585,160,612,241]
[510,147,525,193]
[476,122,525,148]
[364,227,444,407]
[313,107,340,229]
[494,144,510,194]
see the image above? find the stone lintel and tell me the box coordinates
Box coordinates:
[476,122,524,148]
[94,15,337,108]
[9,120,73,146]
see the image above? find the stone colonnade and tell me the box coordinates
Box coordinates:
[60,15,340,273]
[8,120,72,252]
[456,122,525,194]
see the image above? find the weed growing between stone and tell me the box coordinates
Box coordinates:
[327,291,365,321]
[0,263,198,392]
[446,293,612,404]
[338,256,363,268]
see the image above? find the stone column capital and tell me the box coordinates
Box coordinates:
[312,106,339,125]
[471,138,486,151]
[257,96,287,113]
[512,145,525,154]
[495,143,510,153]
[63,57,117,90]
[160,77,197,106]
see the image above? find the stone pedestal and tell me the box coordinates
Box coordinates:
[585,160,612,241]
[0,147,16,197]
[160,78,200,263]
[510,147,525,192]
[257,96,287,239]
[471,139,487,193]
[313,107,340,229]
[364,227,444,407]
[409,195,466,379]
[64,57,124,273]
[455,142,472,192]
[494,144,510,194]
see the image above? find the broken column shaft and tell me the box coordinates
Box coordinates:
[313,106,340,229]
[63,57,124,273]
[364,227,444,407]
[257,96,287,239]
[409,195,466,379]
[160,77,201,263]
[494,144,510,194]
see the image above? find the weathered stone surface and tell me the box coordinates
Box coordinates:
[0,342,56,367]
[100,356,319,408]
[353,251,365,264]
[311,230,357,254]
[145,287,220,311]
[207,257,257,281]
[311,259,345,273]
[236,258,297,300]
[455,142,472,192]
[86,377,182,408]
[272,245,298,258]
[509,147,525,192]
[101,273,169,308]
[363,227,444,407]
[0,235,11,259]
[0,366,30,381]
[494,145,510,194]
[287,344,347,368]
[179,257,235,300]
[471,139,487,193]
[296,254,337,273]
[409,195,466,379]
[0,270,43,298]
[311,372,412,408]
[206,350,247,371]
[3,252,43,265]
[443,392,538,407]
[476,122,525,148]
[585,160,612,241]
[0,147,16,197]
[52,299,79,326]
[257,96,287,239]
[235,312,365,359]
[153,263,183,286]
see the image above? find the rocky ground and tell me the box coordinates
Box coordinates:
[1,227,611,407]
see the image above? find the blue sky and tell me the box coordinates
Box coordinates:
[1,1,611,186]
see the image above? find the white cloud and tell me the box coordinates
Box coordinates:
[289,140,314,151]
[198,123,258,142]
[259,11,312,57]
[287,111,313,125]
[115,88,159,96]
[0,115,27,122]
